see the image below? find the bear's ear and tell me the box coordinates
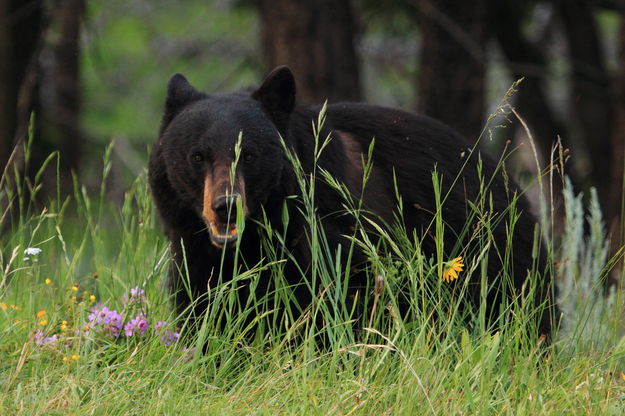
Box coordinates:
[252,66,296,118]
[160,73,204,132]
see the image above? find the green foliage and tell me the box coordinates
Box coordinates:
[82,0,259,151]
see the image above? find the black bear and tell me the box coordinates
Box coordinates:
[148,66,554,338]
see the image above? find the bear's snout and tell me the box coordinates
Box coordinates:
[212,195,239,223]
[201,171,248,248]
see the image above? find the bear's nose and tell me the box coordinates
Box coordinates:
[212,195,239,223]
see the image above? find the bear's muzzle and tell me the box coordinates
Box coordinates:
[201,169,247,248]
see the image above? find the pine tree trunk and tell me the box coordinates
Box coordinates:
[490,0,567,164]
[557,0,613,208]
[257,0,361,104]
[43,0,84,188]
[608,5,625,282]
[0,0,43,175]
[416,0,486,142]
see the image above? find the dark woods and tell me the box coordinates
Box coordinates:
[1,0,624,271]
[0,0,84,193]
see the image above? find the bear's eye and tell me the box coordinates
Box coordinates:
[192,153,204,163]
[243,151,256,163]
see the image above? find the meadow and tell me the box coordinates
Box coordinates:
[1,117,625,415]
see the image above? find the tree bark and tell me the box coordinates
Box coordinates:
[416,0,486,142]
[257,0,362,104]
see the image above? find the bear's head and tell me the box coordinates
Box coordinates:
[158,66,296,247]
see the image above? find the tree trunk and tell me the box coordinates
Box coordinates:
[38,0,83,190]
[0,1,12,174]
[257,0,361,104]
[557,0,613,209]
[490,0,567,165]
[416,0,486,142]
[0,0,43,175]
[609,5,625,283]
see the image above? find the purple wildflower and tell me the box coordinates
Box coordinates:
[44,334,59,344]
[137,318,148,333]
[86,305,123,337]
[153,321,180,345]
[130,286,145,298]
[124,315,149,337]
[123,286,146,305]
[34,330,58,346]
[161,330,180,345]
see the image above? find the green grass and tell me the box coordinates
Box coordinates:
[2,118,625,415]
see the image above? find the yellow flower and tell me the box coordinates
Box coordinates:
[71,284,79,292]
[71,354,79,361]
[10,304,20,310]
[442,257,464,283]
[36,310,47,318]
[45,278,52,285]
[61,321,68,331]
[63,356,69,362]
[0,302,6,310]
[89,295,96,302]
[39,319,48,326]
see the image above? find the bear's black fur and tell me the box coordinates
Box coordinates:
[148,66,554,337]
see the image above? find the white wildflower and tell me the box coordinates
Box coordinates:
[24,247,42,256]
